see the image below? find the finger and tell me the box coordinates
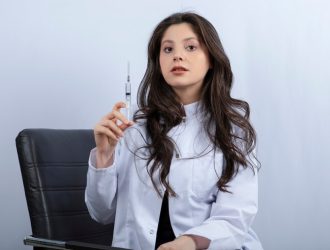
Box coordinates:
[102,112,115,121]
[95,121,120,140]
[102,101,126,120]
[118,123,133,131]
[112,110,131,125]
[112,101,127,111]
[117,121,135,132]
[94,124,119,142]
[101,120,124,138]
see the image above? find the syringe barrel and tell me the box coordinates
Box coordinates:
[125,83,131,94]
[125,83,131,119]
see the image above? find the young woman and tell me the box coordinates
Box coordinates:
[85,12,263,250]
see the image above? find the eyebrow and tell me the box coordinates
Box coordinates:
[161,37,198,45]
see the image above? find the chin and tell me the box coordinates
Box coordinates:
[166,81,189,88]
[168,84,188,91]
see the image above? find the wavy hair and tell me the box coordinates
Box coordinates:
[134,12,258,196]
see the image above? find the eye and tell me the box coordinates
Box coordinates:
[185,45,197,52]
[163,47,173,53]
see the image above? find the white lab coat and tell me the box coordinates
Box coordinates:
[85,102,263,250]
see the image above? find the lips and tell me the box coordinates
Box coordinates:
[171,66,188,72]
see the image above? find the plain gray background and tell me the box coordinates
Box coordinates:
[1,0,329,249]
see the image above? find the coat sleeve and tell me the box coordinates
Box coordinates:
[85,120,143,225]
[84,140,124,225]
[183,163,259,250]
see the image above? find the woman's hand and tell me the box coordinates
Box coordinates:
[157,236,196,250]
[94,101,134,168]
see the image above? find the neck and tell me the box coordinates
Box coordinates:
[174,89,201,105]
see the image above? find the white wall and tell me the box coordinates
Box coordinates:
[1,1,329,249]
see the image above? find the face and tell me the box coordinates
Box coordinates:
[159,22,211,104]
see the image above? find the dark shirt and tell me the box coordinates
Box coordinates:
[154,192,176,249]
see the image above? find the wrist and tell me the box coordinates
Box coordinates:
[182,234,210,250]
[96,149,114,168]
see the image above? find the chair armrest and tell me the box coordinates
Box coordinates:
[24,236,66,249]
[24,236,131,250]
[66,241,130,250]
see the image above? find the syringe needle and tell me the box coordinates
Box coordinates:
[127,62,130,83]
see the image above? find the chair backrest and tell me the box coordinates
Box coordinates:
[16,129,114,248]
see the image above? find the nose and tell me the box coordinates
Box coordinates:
[173,55,183,61]
[173,49,184,61]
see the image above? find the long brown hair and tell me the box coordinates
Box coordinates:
[134,12,258,196]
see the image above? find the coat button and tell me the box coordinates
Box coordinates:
[149,229,155,235]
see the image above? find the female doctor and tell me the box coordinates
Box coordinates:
[85,12,263,250]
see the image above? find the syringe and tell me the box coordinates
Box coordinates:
[125,62,131,119]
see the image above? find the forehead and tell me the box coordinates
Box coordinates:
[161,23,199,42]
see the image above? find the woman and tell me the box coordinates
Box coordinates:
[85,12,263,250]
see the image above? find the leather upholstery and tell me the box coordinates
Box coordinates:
[16,129,114,249]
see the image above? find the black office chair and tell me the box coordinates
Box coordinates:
[16,129,128,250]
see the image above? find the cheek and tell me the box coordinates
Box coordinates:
[199,55,210,71]
[159,56,170,75]
[159,55,165,70]
[198,49,211,70]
